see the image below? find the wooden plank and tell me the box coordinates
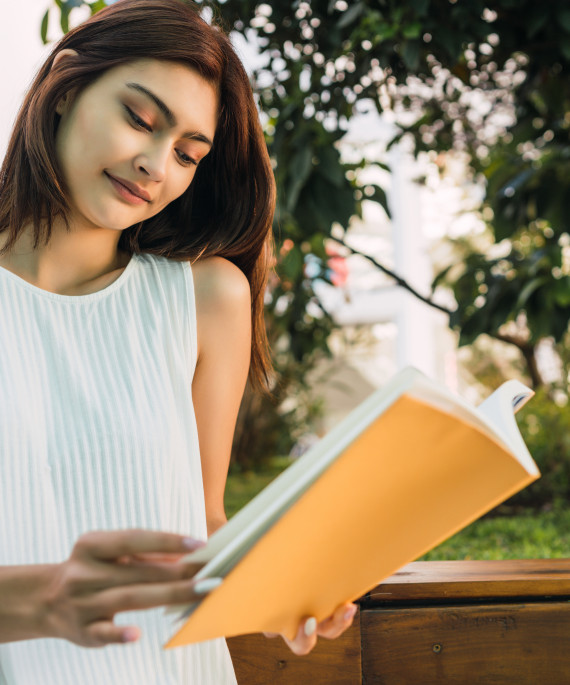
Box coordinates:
[365,559,570,603]
[227,609,362,685]
[361,602,570,684]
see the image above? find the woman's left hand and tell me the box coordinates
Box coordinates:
[263,601,358,656]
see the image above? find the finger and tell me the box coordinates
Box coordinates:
[112,557,204,580]
[317,603,358,640]
[120,552,195,564]
[94,576,222,615]
[262,631,280,638]
[68,556,205,597]
[84,621,141,648]
[73,530,205,561]
[116,560,205,590]
[282,616,318,656]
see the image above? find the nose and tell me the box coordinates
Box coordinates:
[133,145,168,182]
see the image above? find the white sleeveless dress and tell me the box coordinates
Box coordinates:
[0,252,238,684]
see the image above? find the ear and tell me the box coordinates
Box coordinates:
[52,48,79,70]
[53,49,79,115]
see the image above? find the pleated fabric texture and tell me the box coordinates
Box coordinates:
[0,252,237,685]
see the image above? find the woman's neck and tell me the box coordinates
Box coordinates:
[0,223,131,296]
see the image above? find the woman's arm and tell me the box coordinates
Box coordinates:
[191,256,252,536]
[191,257,357,654]
[0,564,56,643]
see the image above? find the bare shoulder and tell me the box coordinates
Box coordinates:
[190,257,251,358]
[191,256,250,311]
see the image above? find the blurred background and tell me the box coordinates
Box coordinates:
[3,0,569,558]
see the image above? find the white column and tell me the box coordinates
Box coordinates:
[389,143,447,380]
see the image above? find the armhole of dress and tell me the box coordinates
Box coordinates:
[182,260,198,375]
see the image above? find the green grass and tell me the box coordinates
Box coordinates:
[224,457,570,560]
[420,506,570,560]
[224,457,291,518]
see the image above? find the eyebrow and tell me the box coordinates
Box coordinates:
[125,82,214,148]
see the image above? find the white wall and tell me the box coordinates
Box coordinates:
[0,0,53,159]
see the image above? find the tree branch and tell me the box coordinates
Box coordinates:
[494,332,544,389]
[330,236,455,317]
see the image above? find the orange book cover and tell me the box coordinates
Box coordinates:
[164,368,539,648]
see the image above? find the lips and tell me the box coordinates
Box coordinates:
[105,172,151,203]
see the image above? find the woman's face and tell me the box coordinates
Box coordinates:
[55,58,219,232]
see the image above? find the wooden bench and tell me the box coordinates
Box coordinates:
[227,559,570,684]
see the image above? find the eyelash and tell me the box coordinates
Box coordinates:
[123,105,198,167]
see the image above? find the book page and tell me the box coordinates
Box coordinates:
[476,380,537,474]
[406,375,537,476]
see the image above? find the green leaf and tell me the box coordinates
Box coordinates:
[316,159,345,188]
[89,0,107,14]
[285,146,313,213]
[281,246,304,281]
[402,22,422,39]
[365,185,391,218]
[336,2,364,29]
[438,29,463,61]
[408,0,430,17]
[40,9,49,44]
[515,277,547,311]
[60,5,70,34]
[401,40,420,70]
[553,277,570,307]
[431,264,454,293]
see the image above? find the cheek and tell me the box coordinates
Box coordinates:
[156,172,195,210]
[56,110,106,182]
[58,109,141,182]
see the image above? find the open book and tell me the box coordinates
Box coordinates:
[164,367,539,648]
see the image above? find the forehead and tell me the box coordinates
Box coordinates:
[91,59,219,134]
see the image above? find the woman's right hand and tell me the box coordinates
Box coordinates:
[41,529,211,647]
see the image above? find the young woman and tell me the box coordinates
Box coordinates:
[0,0,357,682]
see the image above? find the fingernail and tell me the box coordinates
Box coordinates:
[122,628,139,643]
[183,537,206,550]
[304,617,317,637]
[344,605,357,621]
[193,577,223,595]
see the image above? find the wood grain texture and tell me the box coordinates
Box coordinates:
[361,602,570,685]
[364,559,570,603]
[227,610,361,685]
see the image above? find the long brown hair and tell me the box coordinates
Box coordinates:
[0,0,275,389]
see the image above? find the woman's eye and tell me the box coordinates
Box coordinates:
[124,104,197,167]
[124,105,152,132]
[177,150,198,167]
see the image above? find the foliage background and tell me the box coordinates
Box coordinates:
[45,0,570,508]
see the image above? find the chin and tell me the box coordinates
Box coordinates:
[85,208,148,233]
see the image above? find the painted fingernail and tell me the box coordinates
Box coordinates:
[344,605,357,621]
[304,617,317,637]
[122,628,139,643]
[183,537,206,550]
[193,577,223,595]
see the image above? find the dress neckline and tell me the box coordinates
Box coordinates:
[0,252,139,303]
